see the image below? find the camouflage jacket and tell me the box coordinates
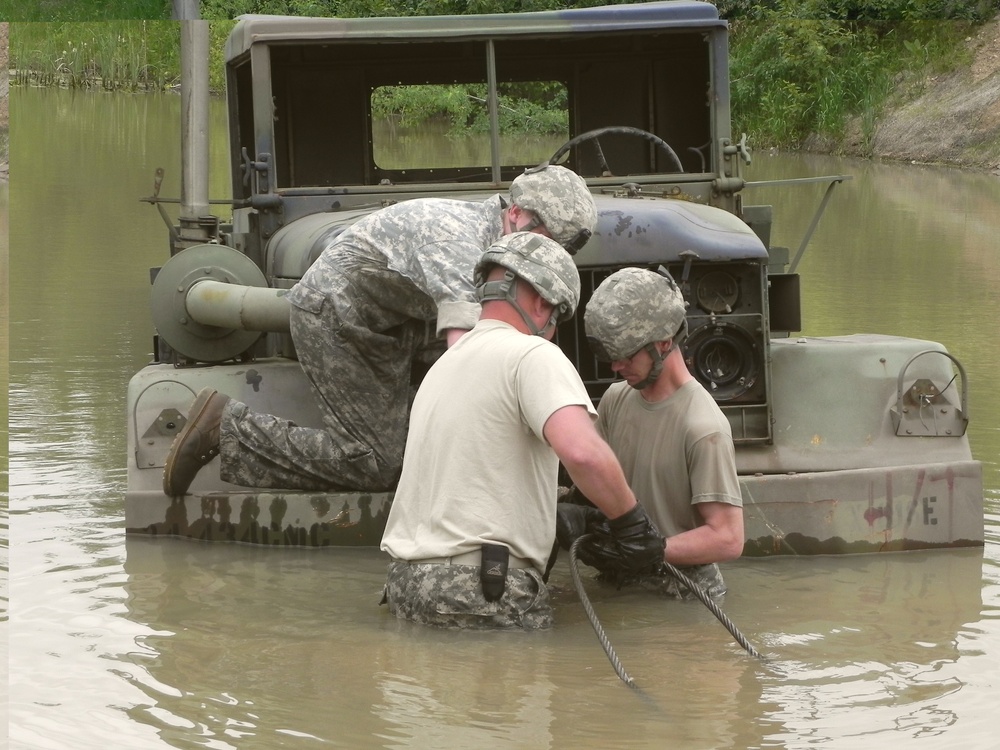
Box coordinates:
[302,194,505,334]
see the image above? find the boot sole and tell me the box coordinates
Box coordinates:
[163,387,220,496]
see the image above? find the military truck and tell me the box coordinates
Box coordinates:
[126,0,984,553]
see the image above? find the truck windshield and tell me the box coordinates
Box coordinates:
[371,82,569,170]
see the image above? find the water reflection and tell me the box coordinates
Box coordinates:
[110,541,994,748]
[738,550,985,745]
[118,539,769,748]
[7,86,1000,748]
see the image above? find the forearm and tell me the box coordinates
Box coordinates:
[664,506,744,565]
[561,441,636,520]
[545,405,636,520]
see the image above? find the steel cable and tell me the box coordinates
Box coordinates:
[569,534,764,689]
[660,561,762,659]
[569,535,637,688]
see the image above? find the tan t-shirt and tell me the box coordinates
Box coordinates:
[380,319,597,571]
[597,379,742,538]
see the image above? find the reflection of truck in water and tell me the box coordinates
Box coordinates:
[126,1,984,554]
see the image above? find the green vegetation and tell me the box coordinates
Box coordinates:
[10,22,232,91]
[372,83,568,137]
[722,0,987,152]
[11,22,180,90]
[0,0,171,21]
[5,0,994,151]
[730,18,978,153]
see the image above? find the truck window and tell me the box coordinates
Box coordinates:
[371,82,569,170]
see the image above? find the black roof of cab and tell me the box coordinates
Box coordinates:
[225,0,725,59]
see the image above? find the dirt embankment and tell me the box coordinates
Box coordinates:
[821,16,1000,174]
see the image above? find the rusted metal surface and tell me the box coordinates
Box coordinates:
[740,461,984,556]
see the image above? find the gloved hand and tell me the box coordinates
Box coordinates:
[579,503,665,578]
[555,503,606,550]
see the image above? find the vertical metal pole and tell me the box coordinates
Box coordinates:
[486,40,501,184]
[172,0,200,21]
[177,8,212,248]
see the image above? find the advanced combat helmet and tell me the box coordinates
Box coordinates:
[509,164,598,255]
[475,232,581,336]
[584,266,686,388]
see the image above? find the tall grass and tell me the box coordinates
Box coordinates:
[10,21,233,92]
[12,22,180,91]
[0,0,170,21]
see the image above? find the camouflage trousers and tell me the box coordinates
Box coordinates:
[600,562,727,600]
[219,251,441,491]
[382,560,554,630]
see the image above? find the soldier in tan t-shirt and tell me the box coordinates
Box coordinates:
[559,267,744,598]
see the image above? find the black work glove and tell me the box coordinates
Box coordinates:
[555,503,606,551]
[579,503,665,578]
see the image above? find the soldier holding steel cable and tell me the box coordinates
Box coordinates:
[558,267,744,598]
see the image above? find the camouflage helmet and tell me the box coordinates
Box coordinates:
[475,232,581,324]
[584,267,686,361]
[509,164,598,254]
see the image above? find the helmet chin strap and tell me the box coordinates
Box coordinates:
[628,337,682,390]
[514,282,560,338]
[629,343,665,390]
[478,271,558,337]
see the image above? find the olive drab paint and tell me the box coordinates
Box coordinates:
[126,2,983,554]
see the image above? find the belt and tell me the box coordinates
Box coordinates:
[398,550,535,570]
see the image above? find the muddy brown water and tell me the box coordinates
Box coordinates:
[4,88,999,749]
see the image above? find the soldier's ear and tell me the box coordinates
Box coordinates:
[526,284,551,318]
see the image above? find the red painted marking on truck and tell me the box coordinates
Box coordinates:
[864,505,886,525]
[904,468,927,527]
[864,472,894,528]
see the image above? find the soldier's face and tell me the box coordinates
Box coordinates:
[610,347,653,386]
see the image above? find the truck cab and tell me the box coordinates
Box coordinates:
[180,1,779,442]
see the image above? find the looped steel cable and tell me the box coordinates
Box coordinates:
[569,534,763,688]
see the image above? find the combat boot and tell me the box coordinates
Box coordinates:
[162,387,231,496]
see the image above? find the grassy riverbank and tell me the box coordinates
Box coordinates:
[733,14,1000,170]
[9,21,230,92]
[852,16,1000,171]
[0,0,169,21]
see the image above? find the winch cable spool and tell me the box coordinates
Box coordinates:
[569,534,763,689]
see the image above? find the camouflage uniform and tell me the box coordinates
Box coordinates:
[604,562,727,599]
[219,196,504,491]
[383,561,554,630]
